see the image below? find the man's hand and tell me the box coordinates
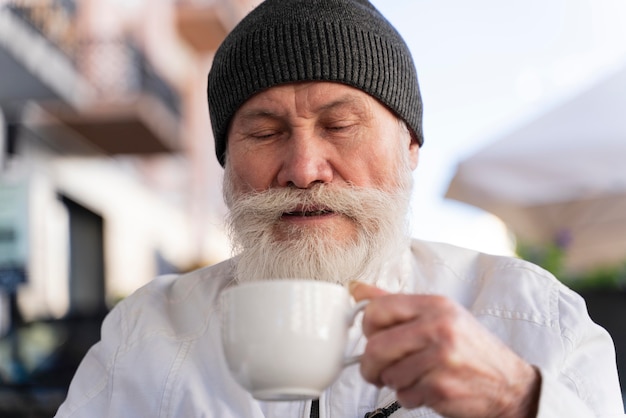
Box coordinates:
[350,282,541,418]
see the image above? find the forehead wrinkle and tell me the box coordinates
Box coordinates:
[236,108,282,123]
[301,88,374,118]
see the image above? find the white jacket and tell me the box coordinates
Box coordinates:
[56,240,625,417]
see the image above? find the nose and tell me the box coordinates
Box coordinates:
[276,132,333,188]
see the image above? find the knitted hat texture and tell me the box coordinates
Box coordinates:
[207,0,423,166]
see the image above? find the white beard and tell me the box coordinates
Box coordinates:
[222,154,414,286]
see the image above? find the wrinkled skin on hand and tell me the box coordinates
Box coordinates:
[349,282,541,418]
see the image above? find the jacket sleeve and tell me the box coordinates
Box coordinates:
[54,298,127,417]
[536,285,624,417]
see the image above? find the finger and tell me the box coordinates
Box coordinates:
[396,367,498,414]
[359,296,463,387]
[360,294,449,337]
[360,315,434,385]
[378,340,441,392]
[395,368,452,410]
[349,281,388,302]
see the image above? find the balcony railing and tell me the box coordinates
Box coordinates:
[30,37,183,155]
[5,0,79,62]
[1,0,183,155]
[0,0,89,107]
[78,39,181,118]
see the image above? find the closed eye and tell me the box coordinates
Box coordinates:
[326,124,357,134]
[329,124,352,130]
[250,130,281,139]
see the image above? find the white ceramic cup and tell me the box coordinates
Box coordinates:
[220,279,368,401]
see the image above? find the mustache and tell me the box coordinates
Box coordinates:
[226,184,401,224]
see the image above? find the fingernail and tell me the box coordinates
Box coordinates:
[348,281,361,293]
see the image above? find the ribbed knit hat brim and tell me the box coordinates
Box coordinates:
[207,0,423,166]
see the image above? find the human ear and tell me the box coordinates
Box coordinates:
[408,135,420,170]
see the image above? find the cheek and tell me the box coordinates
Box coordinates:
[345,148,402,188]
[228,154,276,192]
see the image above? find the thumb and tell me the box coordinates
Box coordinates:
[349,281,388,302]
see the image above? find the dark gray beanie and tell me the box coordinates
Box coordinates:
[207,0,423,166]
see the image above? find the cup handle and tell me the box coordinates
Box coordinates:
[343,299,370,367]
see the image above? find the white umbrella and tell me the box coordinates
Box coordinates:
[445,65,626,274]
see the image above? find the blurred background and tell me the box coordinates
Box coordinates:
[0,0,625,415]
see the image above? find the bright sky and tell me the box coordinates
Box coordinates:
[370,0,626,256]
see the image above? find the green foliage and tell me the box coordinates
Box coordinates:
[566,263,626,291]
[516,241,567,279]
[516,241,626,292]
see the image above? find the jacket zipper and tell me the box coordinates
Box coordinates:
[310,399,401,417]
[364,400,401,418]
[310,399,319,418]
